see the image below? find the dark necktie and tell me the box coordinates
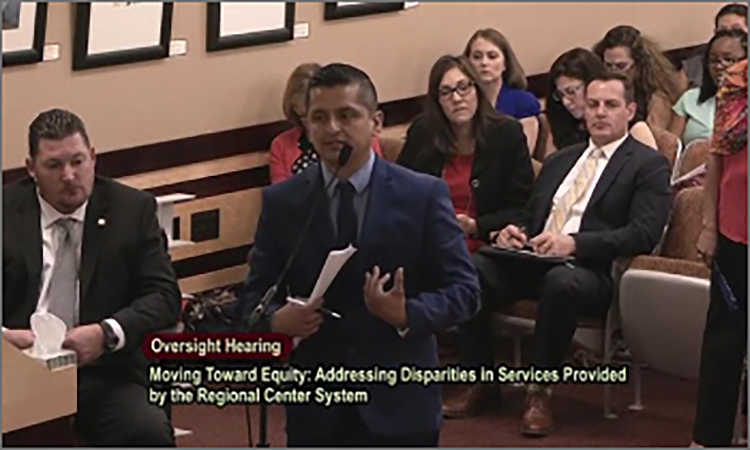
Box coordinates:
[336,180,357,248]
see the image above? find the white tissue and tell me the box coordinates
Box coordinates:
[29,312,67,357]
[23,312,76,369]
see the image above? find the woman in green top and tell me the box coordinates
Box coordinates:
[669,29,747,146]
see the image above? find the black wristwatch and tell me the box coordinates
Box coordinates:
[99,320,118,353]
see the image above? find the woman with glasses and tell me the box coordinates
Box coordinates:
[593,25,683,131]
[691,57,748,448]
[464,28,541,154]
[397,55,534,418]
[269,63,382,184]
[669,29,747,146]
[544,48,656,156]
[398,55,533,255]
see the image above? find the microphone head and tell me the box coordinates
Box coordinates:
[338,144,353,167]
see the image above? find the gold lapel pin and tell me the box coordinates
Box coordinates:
[98,218,106,226]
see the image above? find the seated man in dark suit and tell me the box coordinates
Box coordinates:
[445,73,673,435]
[2,109,182,446]
[242,63,480,446]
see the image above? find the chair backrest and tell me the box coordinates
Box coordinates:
[532,114,551,162]
[677,138,711,179]
[659,186,704,262]
[531,159,542,178]
[379,136,405,163]
[650,126,680,169]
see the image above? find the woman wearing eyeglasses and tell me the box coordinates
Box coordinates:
[397,54,534,416]
[669,29,747,147]
[398,55,534,254]
[593,25,683,131]
[543,48,656,157]
[691,57,748,448]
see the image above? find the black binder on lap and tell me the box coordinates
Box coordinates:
[477,244,575,267]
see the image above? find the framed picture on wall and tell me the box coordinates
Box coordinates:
[2,2,48,67]
[323,2,404,21]
[72,2,174,71]
[207,2,295,52]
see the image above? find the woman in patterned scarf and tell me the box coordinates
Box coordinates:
[692,58,748,447]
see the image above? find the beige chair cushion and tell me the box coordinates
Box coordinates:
[660,186,704,262]
[651,126,680,168]
[679,139,711,179]
[380,136,405,162]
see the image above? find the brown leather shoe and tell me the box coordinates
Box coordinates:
[442,383,491,419]
[521,391,555,436]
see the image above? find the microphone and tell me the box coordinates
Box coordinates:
[246,144,353,330]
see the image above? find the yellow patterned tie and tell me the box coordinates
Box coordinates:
[547,148,605,234]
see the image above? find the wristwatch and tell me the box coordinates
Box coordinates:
[99,320,118,353]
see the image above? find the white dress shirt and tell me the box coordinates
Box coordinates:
[36,193,126,350]
[544,134,629,235]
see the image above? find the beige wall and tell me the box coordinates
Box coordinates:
[2,2,718,170]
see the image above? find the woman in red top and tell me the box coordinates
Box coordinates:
[692,58,747,448]
[397,55,534,417]
[270,63,382,184]
[397,55,533,253]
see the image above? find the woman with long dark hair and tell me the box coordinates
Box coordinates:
[398,55,534,416]
[398,55,533,255]
[593,25,683,130]
[544,48,656,156]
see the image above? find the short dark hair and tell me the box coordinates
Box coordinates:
[586,72,636,104]
[28,109,90,158]
[306,63,378,112]
[716,3,748,28]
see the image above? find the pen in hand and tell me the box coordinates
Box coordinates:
[512,225,529,249]
[286,298,342,320]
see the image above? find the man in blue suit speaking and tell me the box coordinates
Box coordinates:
[242,63,480,446]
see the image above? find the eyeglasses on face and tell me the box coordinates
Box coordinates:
[709,55,744,68]
[605,60,634,73]
[438,80,475,99]
[552,83,585,102]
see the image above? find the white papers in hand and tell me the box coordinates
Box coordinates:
[310,245,357,300]
[672,163,706,186]
[290,245,356,349]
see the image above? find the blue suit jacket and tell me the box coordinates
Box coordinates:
[242,156,480,437]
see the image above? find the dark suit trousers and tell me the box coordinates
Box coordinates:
[286,404,439,447]
[459,251,612,369]
[74,366,174,446]
[693,234,748,447]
